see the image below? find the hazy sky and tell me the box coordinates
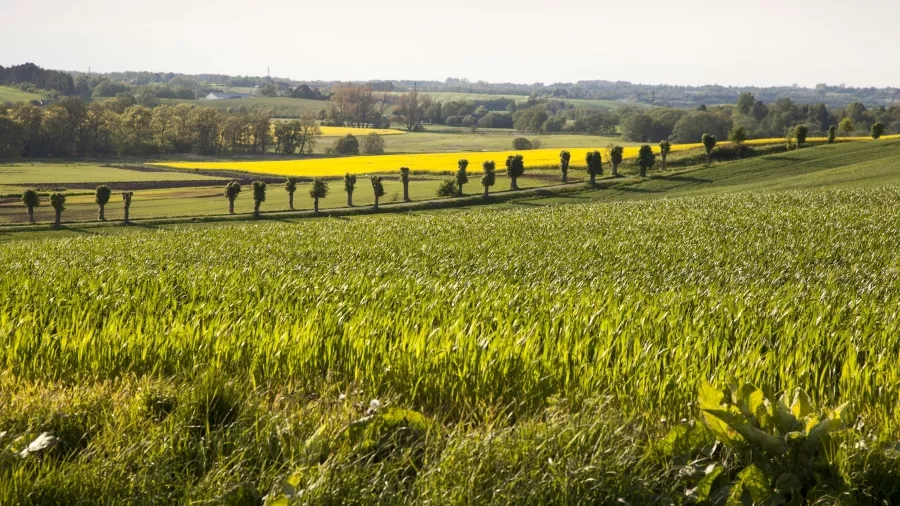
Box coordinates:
[3,0,899,88]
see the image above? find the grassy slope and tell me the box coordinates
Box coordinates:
[0,163,225,186]
[159,96,329,116]
[380,131,638,154]
[0,85,42,103]
[0,176,550,225]
[512,139,900,207]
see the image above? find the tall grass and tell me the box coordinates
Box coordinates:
[3,188,900,503]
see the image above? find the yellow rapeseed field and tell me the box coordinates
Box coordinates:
[153,135,898,178]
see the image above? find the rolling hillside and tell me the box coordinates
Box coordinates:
[0,85,42,103]
[518,139,900,207]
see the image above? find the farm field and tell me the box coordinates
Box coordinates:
[0,85,43,103]
[0,175,550,225]
[375,131,637,153]
[159,96,330,117]
[0,163,224,187]
[387,91,529,103]
[152,136,887,177]
[5,172,900,501]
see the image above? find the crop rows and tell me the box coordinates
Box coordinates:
[3,188,900,502]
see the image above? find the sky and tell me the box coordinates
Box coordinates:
[3,0,899,88]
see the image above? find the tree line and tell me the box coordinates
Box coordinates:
[0,97,322,158]
[15,146,665,228]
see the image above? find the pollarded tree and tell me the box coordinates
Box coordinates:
[309,178,328,214]
[559,150,571,183]
[505,154,525,190]
[728,127,747,158]
[22,189,40,224]
[481,160,496,198]
[872,122,886,140]
[456,159,469,196]
[609,145,624,177]
[285,177,298,211]
[122,192,133,225]
[701,134,717,166]
[95,185,112,221]
[399,167,411,202]
[794,125,809,148]
[50,192,66,229]
[225,181,242,214]
[252,180,267,218]
[828,125,837,144]
[659,140,671,170]
[637,144,655,177]
[370,175,385,209]
[344,173,357,207]
[585,150,603,185]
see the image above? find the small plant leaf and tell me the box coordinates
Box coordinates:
[791,389,813,419]
[728,464,772,505]
[686,463,725,502]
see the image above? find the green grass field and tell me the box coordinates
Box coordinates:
[0,163,224,186]
[5,140,900,503]
[377,131,637,154]
[0,175,551,225]
[0,85,43,103]
[160,96,330,117]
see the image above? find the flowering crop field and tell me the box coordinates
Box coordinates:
[152,136,897,178]
[4,185,900,502]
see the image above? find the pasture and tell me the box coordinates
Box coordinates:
[0,85,42,103]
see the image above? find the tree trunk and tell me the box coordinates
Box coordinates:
[54,210,61,229]
[483,186,489,198]
[27,206,34,224]
[403,182,410,202]
[314,198,319,214]
[612,164,619,177]
[99,204,106,221]
[229,200,234,214]
[457,183,464,197]
[373,196,379,210]
[124,207,130,225]
[639,166,646,177]
[706,153,712,166]
[254,202,260,218]
[289,192,294,211]
[661,155,667,170]
[562,170,568,183]
[589,173,596,186]
[511,177,519,190]
[347,192,353,207]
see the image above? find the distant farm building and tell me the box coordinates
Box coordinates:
[205,92,251,100]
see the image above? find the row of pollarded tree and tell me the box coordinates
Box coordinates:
[20,187,134,229]
[17,146,670,228]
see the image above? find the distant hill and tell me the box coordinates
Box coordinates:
[0,86,43,103]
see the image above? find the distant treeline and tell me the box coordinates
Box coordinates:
[504,94,900,142]
[0,63,76,96]
[0,97,322,158]
[414,78,900,109]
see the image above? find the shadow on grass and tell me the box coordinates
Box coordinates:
[655,175,713,184]
[615,187,663,194]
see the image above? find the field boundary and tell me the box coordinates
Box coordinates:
[0,176,648,233]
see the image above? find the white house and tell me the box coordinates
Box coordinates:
[205,92,251,100]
